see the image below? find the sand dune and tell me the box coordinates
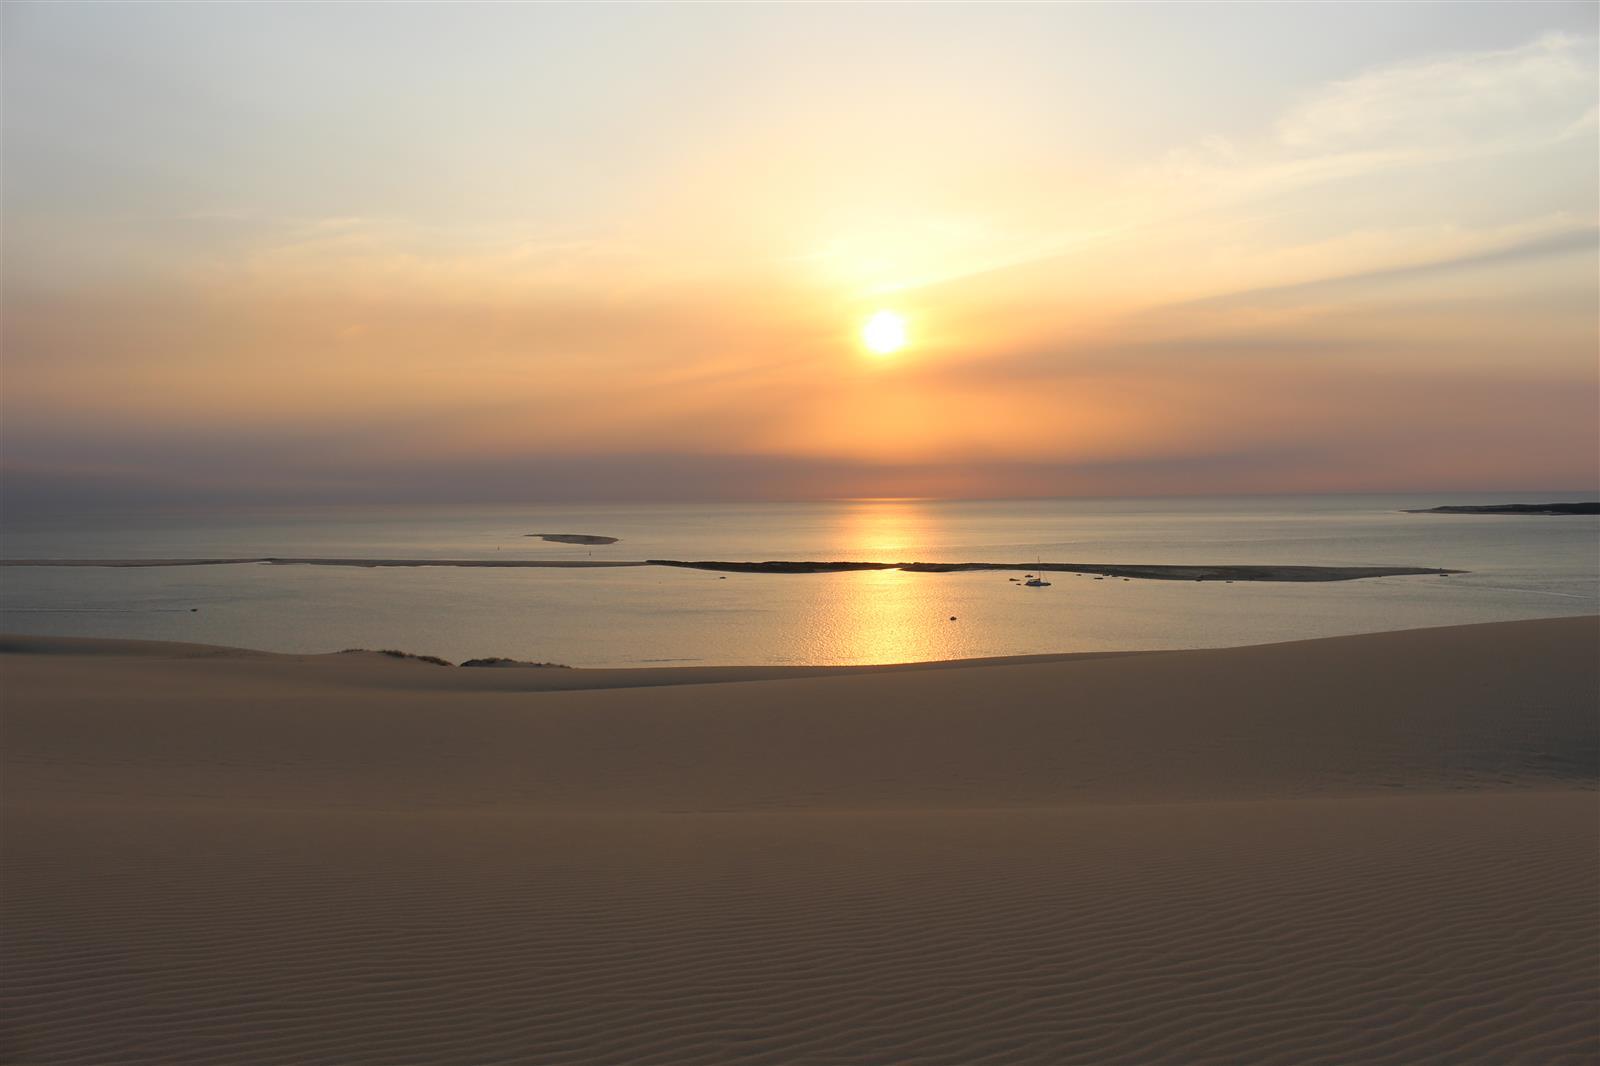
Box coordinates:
[3,618,1596,1064]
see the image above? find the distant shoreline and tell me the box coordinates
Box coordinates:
[1404,502,1599,516]
[0,557,1463,582]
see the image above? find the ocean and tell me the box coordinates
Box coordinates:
[2,493,1595,667]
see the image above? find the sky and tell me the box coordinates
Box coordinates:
[3,1,1597,506]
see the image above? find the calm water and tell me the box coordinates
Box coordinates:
[2,494,1595,666]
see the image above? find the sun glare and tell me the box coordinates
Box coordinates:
[862,310,907,355]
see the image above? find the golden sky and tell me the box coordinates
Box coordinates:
[3,3,1596,503]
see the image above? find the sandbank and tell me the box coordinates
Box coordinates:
[0,557,1461,581]
[528,533,622,544]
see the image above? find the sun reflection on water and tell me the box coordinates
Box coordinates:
[838,498,934,560]
[800,500,963,665]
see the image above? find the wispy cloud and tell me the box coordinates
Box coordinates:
[1166,32,1597,197]
[1177,224,1599,310]
[1276,32,1594,154]
[913,33,1598,305]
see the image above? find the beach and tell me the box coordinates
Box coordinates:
[3,616,1595,1063]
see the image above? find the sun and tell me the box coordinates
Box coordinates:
[862,310,907,355]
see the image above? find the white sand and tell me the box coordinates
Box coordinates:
[3,617,1596,1064]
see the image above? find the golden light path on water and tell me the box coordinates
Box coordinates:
[797,499,965,665]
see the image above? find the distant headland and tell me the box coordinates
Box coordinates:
[1404,502,1599,516]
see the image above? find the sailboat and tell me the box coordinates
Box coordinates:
[1024,557,1051,587]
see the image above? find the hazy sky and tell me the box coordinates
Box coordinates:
[4,1,1596,505]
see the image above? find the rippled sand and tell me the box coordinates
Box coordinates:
[4,617,1596,1064]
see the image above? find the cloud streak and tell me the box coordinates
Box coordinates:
[1177,224,1599,310]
